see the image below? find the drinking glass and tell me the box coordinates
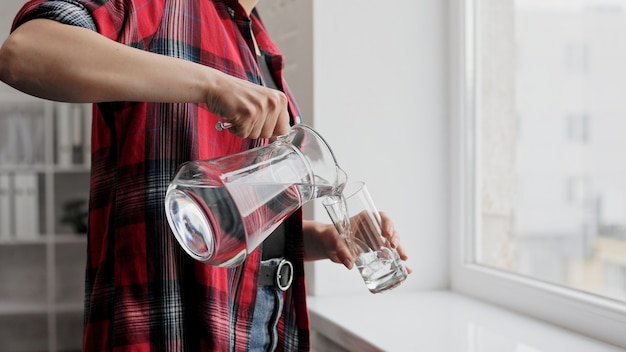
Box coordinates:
[323,181,408,293]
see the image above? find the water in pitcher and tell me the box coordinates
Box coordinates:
[166,176,338,266]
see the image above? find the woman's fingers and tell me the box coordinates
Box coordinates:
[207,75,290,139]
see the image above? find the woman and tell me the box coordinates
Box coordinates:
[0,0,409,350]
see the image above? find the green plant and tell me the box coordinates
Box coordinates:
[60,198,88,234]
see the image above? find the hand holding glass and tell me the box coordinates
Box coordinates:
[323,182,408,293]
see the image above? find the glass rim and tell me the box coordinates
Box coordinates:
[321,181,366,206]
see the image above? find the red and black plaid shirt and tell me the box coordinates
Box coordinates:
[13,0,310,350]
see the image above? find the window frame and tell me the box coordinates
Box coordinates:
[448,0,626,348]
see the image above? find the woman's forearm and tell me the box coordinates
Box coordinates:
[0,18,291,138]
[302,220,326,261]
[0,19,222,103]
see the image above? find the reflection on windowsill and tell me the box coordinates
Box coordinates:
[467,323,542,352]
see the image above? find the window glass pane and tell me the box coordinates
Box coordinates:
[476,0,626,302]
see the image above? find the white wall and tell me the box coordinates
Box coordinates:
[260,0,449,295]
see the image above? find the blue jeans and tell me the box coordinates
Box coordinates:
[249,259,285,351]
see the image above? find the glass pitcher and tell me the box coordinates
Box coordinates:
[165,124,346,267]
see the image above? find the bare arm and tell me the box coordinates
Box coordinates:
[0,19,289,138]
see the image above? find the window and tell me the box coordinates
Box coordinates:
[565,114,589,143]
[564,42,588,74]
[450,0,626,347]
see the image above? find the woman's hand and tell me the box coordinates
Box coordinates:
[206,74,291,139]
[302,215,411,274]
[379,211,410,264]
[303,220,355,268]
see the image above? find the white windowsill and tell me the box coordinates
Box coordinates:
[307,290,624,352]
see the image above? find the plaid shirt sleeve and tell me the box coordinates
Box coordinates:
[15,0,97,30]
[11,1,309,351]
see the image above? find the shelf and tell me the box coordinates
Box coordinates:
[53,165,90,173]
[56,312,84,351]
[0,313,49,352]
[0,236,49,245]
[0,302,48,315]
[0,164,90,173]
[0,245,48,310]
[0,235,87,245]
[0,15,90,350]
[54,302,84,314]
[55,242,86,306]
[0,164,50,173]
[53,234,88,244]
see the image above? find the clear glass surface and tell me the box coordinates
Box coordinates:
[324,182,408,293]
[165,124,347,267]
[473,0,626,302]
